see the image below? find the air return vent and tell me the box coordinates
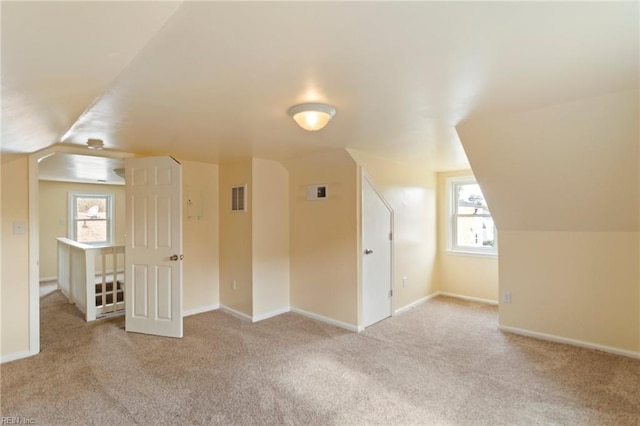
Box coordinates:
[231,185,247,212]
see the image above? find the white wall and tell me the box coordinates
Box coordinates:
[182,160,220,315]
[347,149,438,313]
[218,159,253,316]
[38,181,126,279]
[252,158,290,319]
[1,157,31,361]
[436,170,499,302]
[499,231,638,351]
[458,89,639,354]
[286,150,359,326]
[217,157,292,321]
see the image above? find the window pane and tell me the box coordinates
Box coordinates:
[75,197,107,219]
[76,219,107,243]
[456,216,495,248]
[457,184,490,215]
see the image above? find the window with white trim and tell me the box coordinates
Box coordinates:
[69,193,114,244]
[447,176,497,255]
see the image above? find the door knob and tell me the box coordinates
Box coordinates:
[364,249,374,255]
[170,254,179,261]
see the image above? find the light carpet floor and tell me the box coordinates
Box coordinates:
[39,281,58,298]
[1,291,638,425]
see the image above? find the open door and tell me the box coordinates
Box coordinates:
[362,174,393,328]
[125,156,183,338]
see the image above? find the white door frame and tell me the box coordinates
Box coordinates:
[358,168,394,330]
[27,145,134,357]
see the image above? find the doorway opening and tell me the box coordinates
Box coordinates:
[28,145,133,356]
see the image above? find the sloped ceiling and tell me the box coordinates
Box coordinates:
[1,0,183,160]
[2,1,637,171]
[458,90,639,232]
[38,153,125,185]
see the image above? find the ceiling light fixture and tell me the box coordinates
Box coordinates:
[288,103,336,131]
[86,139,104,150]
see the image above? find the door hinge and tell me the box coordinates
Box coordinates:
[389,232,393,241]
[390,289,393,297]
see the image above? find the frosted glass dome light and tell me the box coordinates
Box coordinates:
[288,103,336,131]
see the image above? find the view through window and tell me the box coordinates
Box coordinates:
[449,177,496,254]
[70,193,113,244]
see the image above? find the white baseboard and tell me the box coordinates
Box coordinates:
[220,305,252,322]
[252,306,290,323]
[39,276,57,283]
[290,307,362,332]
[394,293,439,315]
[499,325,640,360]
[194,305,290,322]
[437,292,498,306]
[183,304,219,317]
[1,350,35,364]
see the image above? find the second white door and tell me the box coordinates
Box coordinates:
[362,175,393,328]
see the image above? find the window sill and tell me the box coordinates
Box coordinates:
[445,249,498,259]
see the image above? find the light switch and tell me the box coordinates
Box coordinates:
[13,221,26,235]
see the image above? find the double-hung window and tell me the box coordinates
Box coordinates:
[447,176,497,255]
[69,193,114,244]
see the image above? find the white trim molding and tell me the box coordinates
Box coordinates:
[394,294,439,315]
[445,175,498,256]
[29,146,135,362]
[183,304,220,318]
[68,192,115,245]
[438,292,498,306]
[219,305,252,322]
[394,292,497,316]
[29,152,41,358]
[1,350,34,364]
[444,249,497,259]
[499,325,640,360]
[290,307,362,332]
[252,307,291,323]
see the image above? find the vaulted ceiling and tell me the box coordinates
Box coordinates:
[2,1,637,171]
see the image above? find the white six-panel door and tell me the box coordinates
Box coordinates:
[362,175,393,328]
[125,156,183,338]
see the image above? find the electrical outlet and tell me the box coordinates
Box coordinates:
[402,276,407,288]
[232,279,237,291]
[502,291,512,304]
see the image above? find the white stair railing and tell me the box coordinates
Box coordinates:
[95,245,125,317]
[56,238,125,321]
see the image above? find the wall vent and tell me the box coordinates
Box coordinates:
[231,185,247,212]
